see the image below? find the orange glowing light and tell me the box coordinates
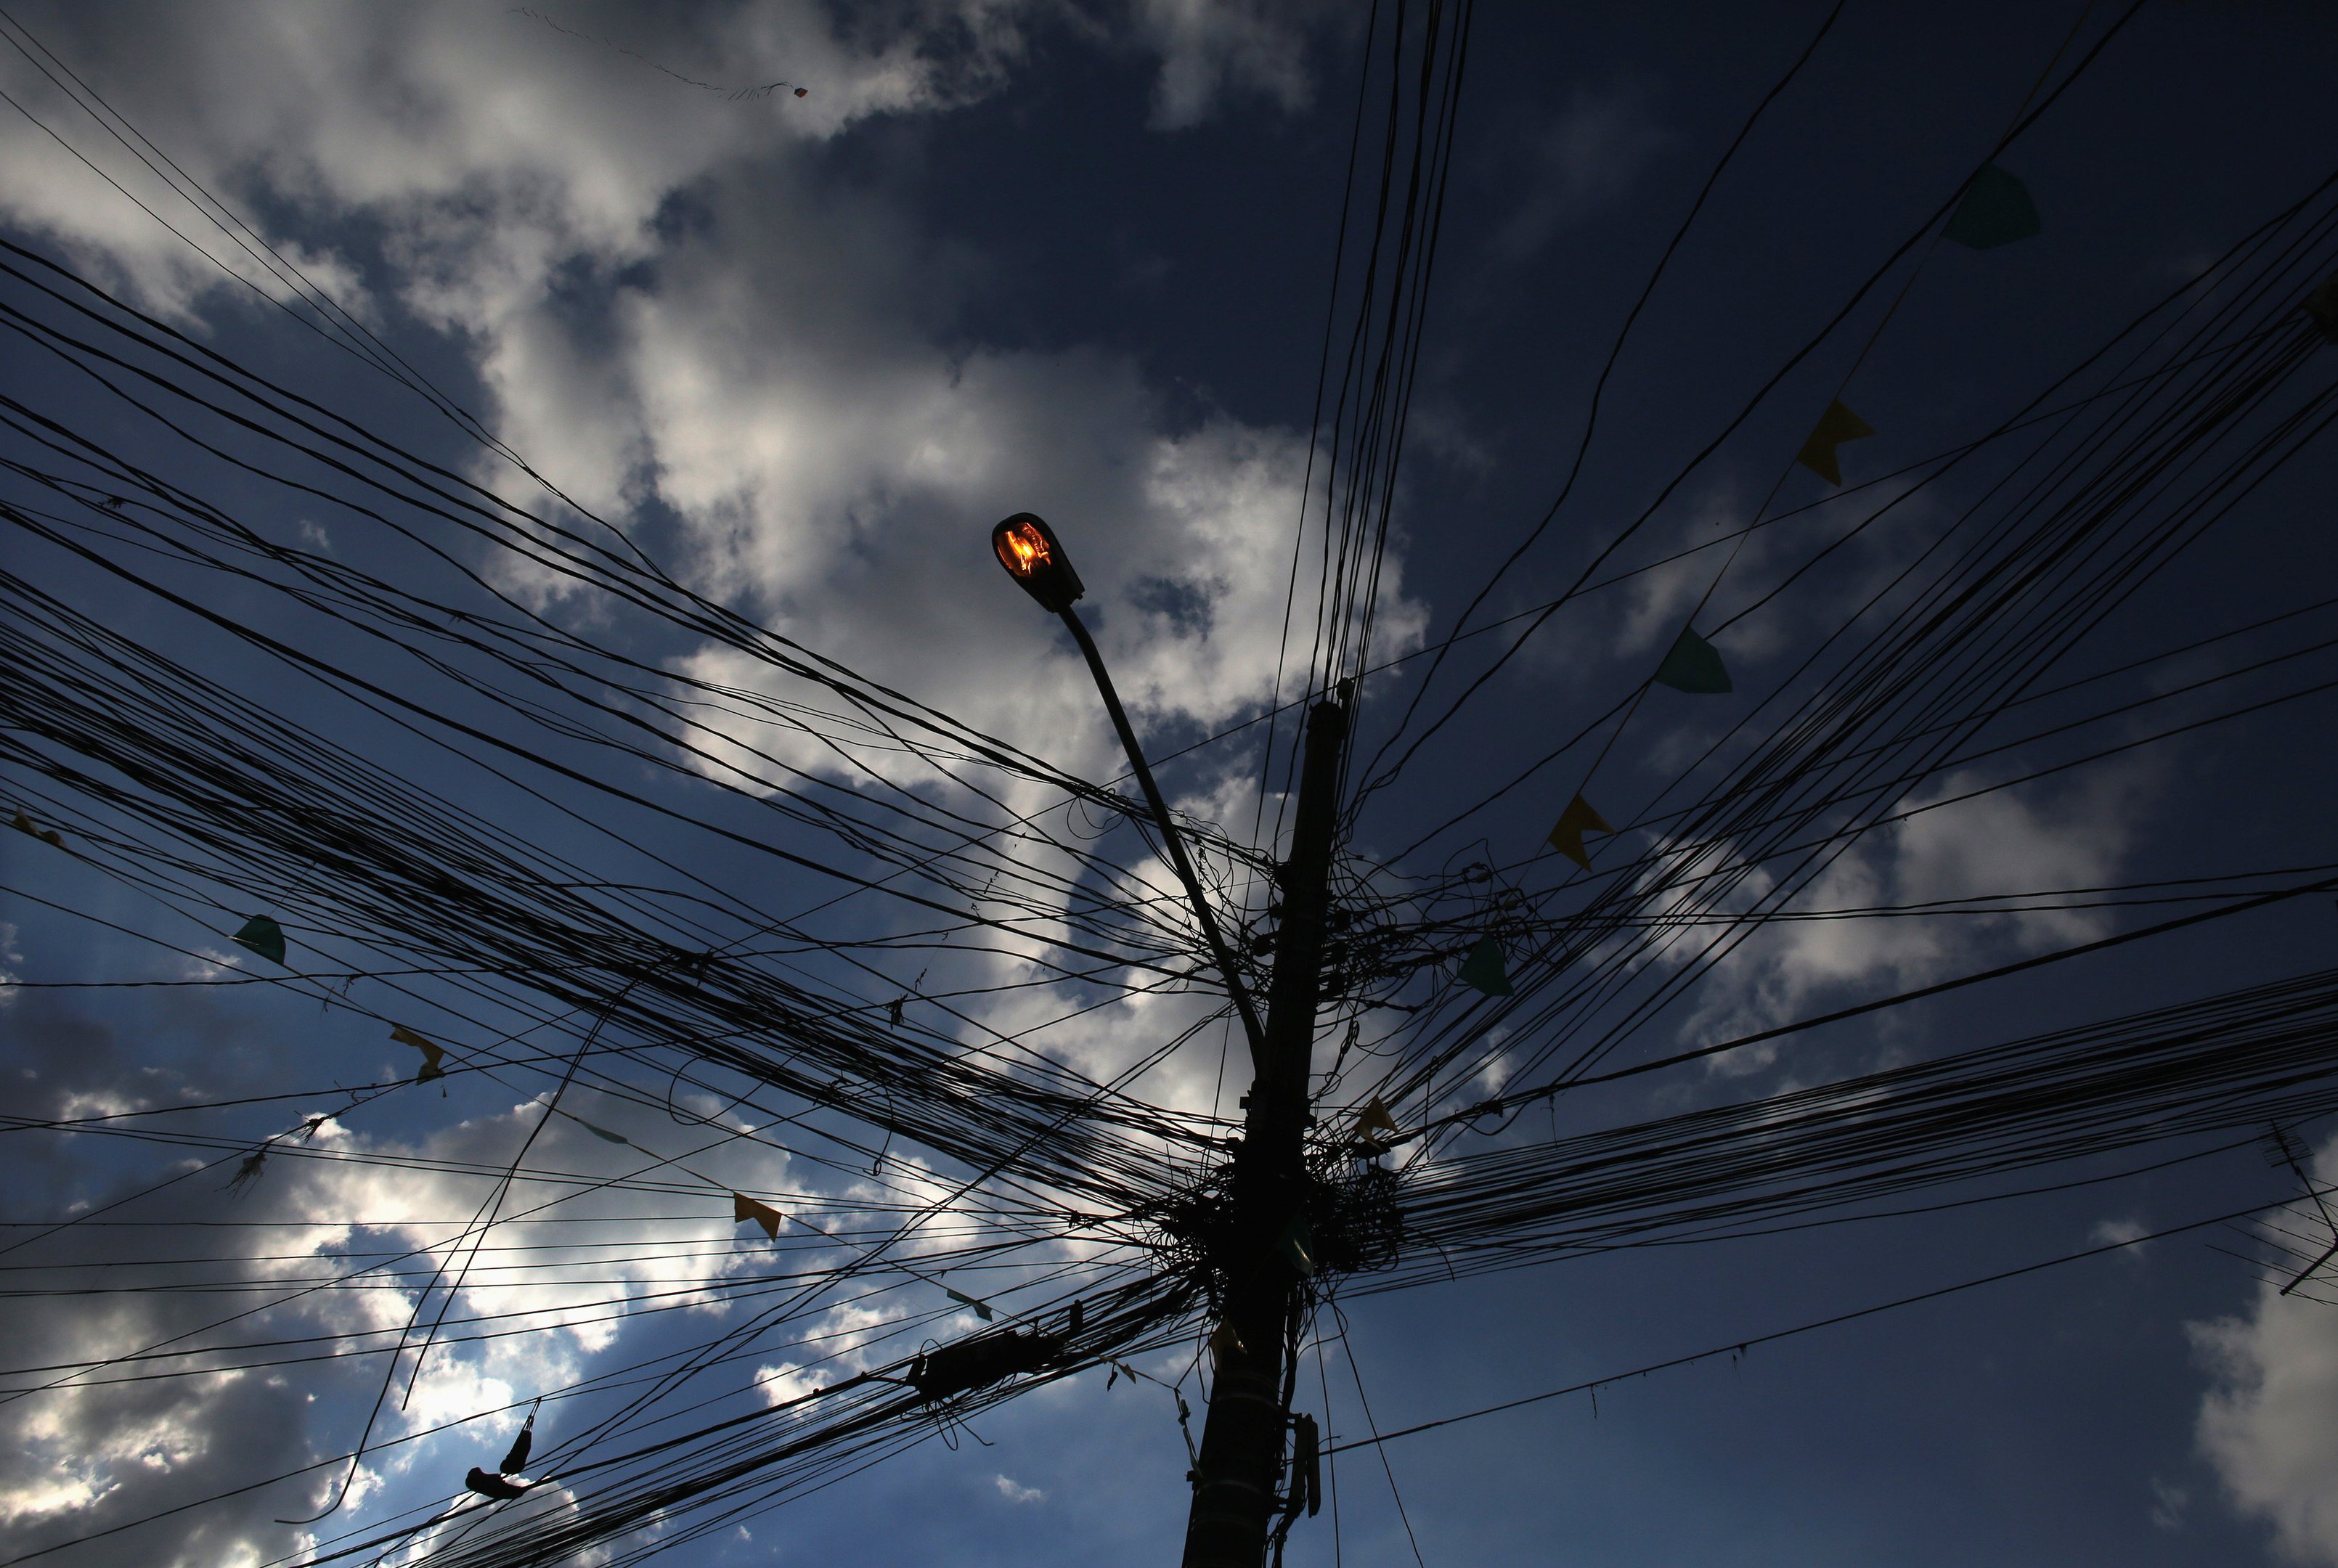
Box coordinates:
[997,518,1051,578]
[990,512,1085,611]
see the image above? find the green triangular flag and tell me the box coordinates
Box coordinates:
[1943,163,2040,250]
[1457,935,1512,997]
[1653,625,1732,694]
[945,1287,995,1322]
[232,915,286,965]
[1795,399,1875,486]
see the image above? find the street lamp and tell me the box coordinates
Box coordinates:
[990,512,1267,1064]
[995,511,1353,1568]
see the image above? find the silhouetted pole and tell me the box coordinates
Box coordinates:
[1180,693,1345,1568]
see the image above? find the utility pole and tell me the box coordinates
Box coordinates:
[989,513,1348,1567]
[1181,694,1346,1568]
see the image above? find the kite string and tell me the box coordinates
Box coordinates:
[509,7,805,100]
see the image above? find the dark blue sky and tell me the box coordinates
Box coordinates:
[4,4,2338,1566]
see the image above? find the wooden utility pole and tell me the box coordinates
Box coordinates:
[1181,695,1348,1568]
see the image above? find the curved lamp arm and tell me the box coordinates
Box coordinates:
[1056,607,1268,1069]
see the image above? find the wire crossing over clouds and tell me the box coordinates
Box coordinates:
[3,2,2338,1565]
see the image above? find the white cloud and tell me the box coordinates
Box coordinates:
[0,1,1409,806]
[0,1074,726,1561]
[2191,1132,2338,1564]
[1131,0,1326,130]
[1491,81,1669,263]
[0,0,1421,1091]
[753,1360,818,1408]
[1618,484,1743,662]
[0,997,326,1564]
[1667,767,2135,1072]
[0,978,881,1566]
[993,1471,1046,1503]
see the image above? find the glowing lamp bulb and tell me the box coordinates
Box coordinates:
[991,513,1086,613]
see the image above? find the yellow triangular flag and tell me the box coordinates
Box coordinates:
[389,1024,446,1081]
[1795,399,1870,483]
[1356,1096,1401,1149]
[1795,399,1875,486]
[1546,793,1613,871]
[733,1193,783,1240]
[1207,1320,1246,1368]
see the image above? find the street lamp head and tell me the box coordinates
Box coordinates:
[993,513,1086,613]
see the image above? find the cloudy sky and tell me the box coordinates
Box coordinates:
[4,2,2338,1566]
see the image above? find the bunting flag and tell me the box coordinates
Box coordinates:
[1355,1095,1401,1152]
[1943,163,2042,250]
[732,1192,783,1240]
[1653,624,1732,694]
[1279,1216,1318,1278]
[1290,1413,1321,1519]
[943,1286,995,1322]
[500,1410,536,1475]
[1795,399,1875,486]
[389,1024,446,1082]
[1457,934,1513,997]
[1207,1320,1245,1368]
[465,1467,533,1501]
[1546,792,1613,870]
[232,915,286,965]
[12,807,62,847]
